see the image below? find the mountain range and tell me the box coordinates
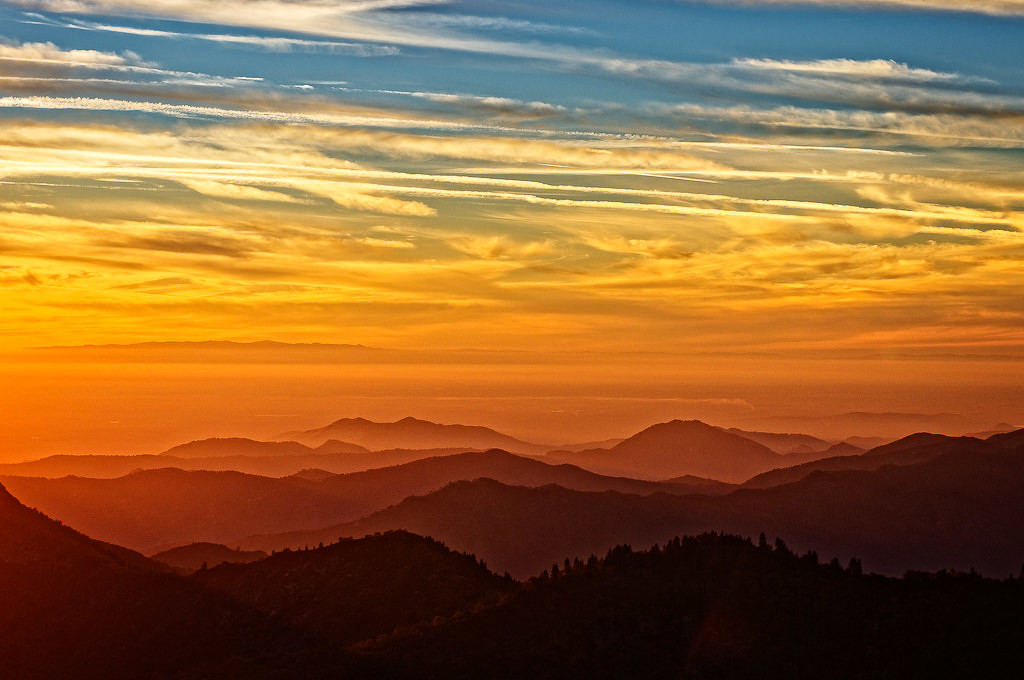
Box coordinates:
[1,450,705,552]
[276,416,552,453]
[546,420,787,482]
[6,418,1022,581]
[251,430,1024,578]
[4,478,1021,679]
[0,481,292,680]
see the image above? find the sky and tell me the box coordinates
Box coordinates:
[1,1,1023,456]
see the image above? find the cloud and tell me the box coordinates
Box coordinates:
[448,235,556,260]
[690,1,1024,17]
[665,103,1024,147]
[731,58,968,83]
[381,89,567,117]
[179,179,304,203]
[0,95,528,133]
[350,236,416,249]
[59,19,400,55]
[0,38,271,89]
[0,39,146,67]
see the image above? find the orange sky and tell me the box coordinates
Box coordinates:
[1,1,1022,461]
[1,346,1019,462]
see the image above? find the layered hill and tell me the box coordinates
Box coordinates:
[3,477,1022,680]
[1,450,698,553]
[161,437,369,458]
[1,468,357,552]
[547,420,784,482]
[267,434,1024,577]
[194,531,513,646]
[743,433,991,488]
[0,445,476,479]
[151,542,268,573]
[0,482,292,680]
[724,427,831,454]
[352,534,1024,680]
[277,416,549,453]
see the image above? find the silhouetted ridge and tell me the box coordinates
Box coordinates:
[988,427,1024,451]
[549,419,782,482]
[5,449,695,552]
[161,437,315,458]
[277,416,548,453]
[744,431,992,489]
[194,530,513,646]
[0,482,298,680]
[151,542,267,572]
[275,440,1024,578]
[349,533,1024,680]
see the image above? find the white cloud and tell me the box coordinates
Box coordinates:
[0,39,145,67]
[731,58,967,83]
[61,20,400,55]
[694,1,1024,17]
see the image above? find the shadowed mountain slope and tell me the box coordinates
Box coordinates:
[743,432,990,489]
[988,427,1024,451]
[0,482,294,680]
[547,420,783,482]
[0,446,477,479]
[151,542,268,573]
[194,531,513,647]
[307,449,689,502]
[1,450,697,553]
[277,416,549,453]
[263,438,1024,578]
[161,437,329,458]
[1,468,357,553]
[3,478,1022,680]
[724,427,831,454]
[349,534,1024,680]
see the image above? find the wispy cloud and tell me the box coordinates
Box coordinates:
[731,57,972,83]
[58,19,401,55]
[0,37,268,88]
[692,1,1024,17]
[0,39,146,67]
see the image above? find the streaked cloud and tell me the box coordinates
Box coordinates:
[0,38,145,67]
[57,19,401,55]
[0,0,1021,361]
[694,1,1024,17]
[731,58,970,83]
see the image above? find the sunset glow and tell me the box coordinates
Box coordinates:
[1,0,1022,457]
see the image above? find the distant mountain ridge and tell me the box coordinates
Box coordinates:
[151,542,267,573]
[724,427,831,454]
[277,416,551,453]
[548,420,784,482]
[0,445,479,479]
[35,340,377,351]
[261,430,1024,578]
[161,437,370,458]
[743,432,991,489]
[1,450,707,553]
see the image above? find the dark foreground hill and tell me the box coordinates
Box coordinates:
[346,534,1024,680]
[263,435,1024,577]
[3,480,1022,680]
[194,531,514,646]
[0,482,294,680]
